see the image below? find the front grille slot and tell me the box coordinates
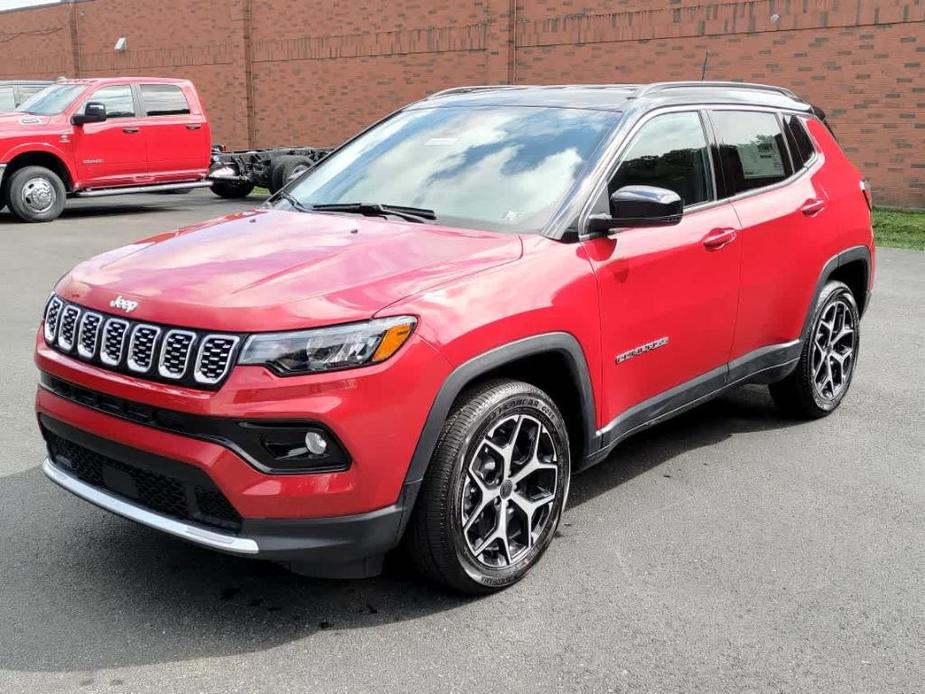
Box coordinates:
[44,296,63,342]
[44,298,242,390]
[194,335,240,385]
[45,429,242,531]
[127,324,161,373]
[77,312,103,358]
[158,330,196,379]
[57,305,81,351]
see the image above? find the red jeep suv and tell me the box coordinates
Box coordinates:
[36,82,874,593]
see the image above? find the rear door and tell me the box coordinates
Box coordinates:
[585,110,742,429]
[138,83,210,181]
[71,84,148,186]
[709,109,830,365]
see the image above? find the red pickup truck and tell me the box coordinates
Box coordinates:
[0,77,212,222]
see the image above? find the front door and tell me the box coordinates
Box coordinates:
[584,110,742,434]
[71,84,147,187]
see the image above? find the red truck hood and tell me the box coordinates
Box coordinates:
[0,112,54,133]
[56,209,522,331]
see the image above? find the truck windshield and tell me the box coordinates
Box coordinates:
[16,84,86,116]
[282,105,620,234]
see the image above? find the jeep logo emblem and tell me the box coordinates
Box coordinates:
[110,295,139,313]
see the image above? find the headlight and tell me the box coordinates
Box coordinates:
[239,316,416,374]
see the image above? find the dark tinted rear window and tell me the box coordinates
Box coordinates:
[712,110,792,195]
[141,84,191,116]
[783,114,816,169]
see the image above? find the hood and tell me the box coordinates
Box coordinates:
[56,209,523,331]
[0,112,53,133]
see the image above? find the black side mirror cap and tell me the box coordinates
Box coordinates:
[71,102,107,126]
[586,185,684,235]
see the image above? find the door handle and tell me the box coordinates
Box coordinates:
[122,127,140,134]
[186,124,202,130]
[702,227,737,250]
[801,198,826,216]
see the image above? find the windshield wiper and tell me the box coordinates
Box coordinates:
[278,191,311,212]
[310,202,436,224]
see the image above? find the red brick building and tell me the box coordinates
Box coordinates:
[1,0,922,207]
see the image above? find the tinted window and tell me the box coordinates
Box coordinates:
[609,112,713,207]
[285,106,619,234]
[0,87,14,112]
[783,114,816,169]
[141,84,191,116]
[86,85,135,118]
[712,111,792,195]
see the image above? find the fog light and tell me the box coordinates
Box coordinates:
[304,431,328,455]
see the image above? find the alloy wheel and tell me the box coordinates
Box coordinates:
[811,297,856,400]
[459,414,559,568]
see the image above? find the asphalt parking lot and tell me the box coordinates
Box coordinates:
[0,191,922,693]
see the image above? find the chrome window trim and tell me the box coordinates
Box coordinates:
[157,329,198,380]
[56,304,81,351]
[126,324,162,373]
[76,311,103,359]
[193,334,240,385]
[99,317,130,366]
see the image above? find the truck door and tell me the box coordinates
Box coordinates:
[138,83,210,181]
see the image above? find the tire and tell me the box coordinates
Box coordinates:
[210,179,255,199]
[6,165,66,222]
[405,379,571,594]
[269,155,313,194]
[770,280,860,418]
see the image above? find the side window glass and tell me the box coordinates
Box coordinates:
[85,86,135,119]
[783,114,816,169]
[609,112,713,207]
[140,85,191,116]
[711,110,792,195]
[0,87,15,111]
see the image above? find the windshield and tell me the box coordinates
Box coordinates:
[16,84,86,116]
[280,105,620,233]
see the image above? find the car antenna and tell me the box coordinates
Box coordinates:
[700,51,709,80]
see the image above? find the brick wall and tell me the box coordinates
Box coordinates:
[0,0,922,207]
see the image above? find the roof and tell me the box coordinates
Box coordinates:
[0,80,52,86]
[54,77,192,86]
[419,81,812,113]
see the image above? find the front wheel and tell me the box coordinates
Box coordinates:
[405,380,571,594]
[770,280,860,418]
[6,165,66,222]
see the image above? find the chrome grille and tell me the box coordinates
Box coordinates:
[77,312,103,358]
[44,296,64,342]
[57,305,81,351]
[158,330,196,380]
[194,335,240,385]
[127,325,161,373]
[100,318,129,366]
[42,297,242,389]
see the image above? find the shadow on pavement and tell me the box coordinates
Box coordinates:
[0,384,800,673]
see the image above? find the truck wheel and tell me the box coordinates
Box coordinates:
[770,280,860,418]
[6,166,66,223]
[405,379,571,594]
[269,156,313,194]
[210,180,255,199]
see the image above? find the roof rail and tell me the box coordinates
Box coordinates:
[635,81,801,101]
[427,85,517,99]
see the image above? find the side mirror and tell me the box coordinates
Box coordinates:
[71,102,107,126]
[586,185,684,235]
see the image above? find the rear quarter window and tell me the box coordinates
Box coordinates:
[711,110,793,195]
[783,114,816,169]
[140,84,191,116]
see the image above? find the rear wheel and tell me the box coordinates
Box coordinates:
[6,165,66,222]
[405,380,570,594]
[210,179,255,199]
[770,280,859,418]
[269,155,314,194]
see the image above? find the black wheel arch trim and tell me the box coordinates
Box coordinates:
[402,332,597,488]
[800,245,871,341]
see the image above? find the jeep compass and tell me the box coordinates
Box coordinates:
[37,82,874,593]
